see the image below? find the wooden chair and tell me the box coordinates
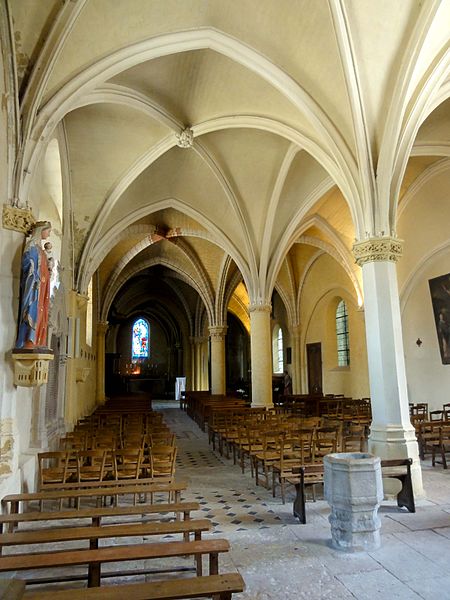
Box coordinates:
[76,450,108,483]
[253,430,284,488]
[272,432,312,504]
[149,445,177,481]
[431,424,450,468]
[147,431,176,447]
[38,452,76,491]
[113,447,144,480]
[443,403,450,420]
[342,423,366,452]
[429,410,445,421]
[313,425,339,458]
[417,421,441,460]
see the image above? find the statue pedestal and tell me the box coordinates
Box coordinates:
[11,351,54,387]
[324,452,383,552]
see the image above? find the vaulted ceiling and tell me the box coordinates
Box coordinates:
[8,0,450,331]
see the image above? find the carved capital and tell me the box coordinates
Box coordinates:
[249,302,272,314]
[209,325,228,341]
[97,321,109,336]
[176,127,194,148]
[2,204,35,234]
[76,293,89,310]
[352,236,403,267]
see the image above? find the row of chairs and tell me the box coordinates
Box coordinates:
[208,408,367,503]
[416,421,450,468]
[60,429,176,451]
[410,402,450,424]
[38,445,178,489]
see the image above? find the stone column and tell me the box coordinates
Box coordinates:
[189,337,196,390]
[291,323,302,394]
[96,321,108,405]
[249,303,273,407]
[209,325,227,395]
[190,336,207,390]
[353,237,423,497]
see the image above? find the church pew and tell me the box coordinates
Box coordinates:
[23,573,245,600]
[2,480,188,515]
[0,501,199,534]
[0,538,230,587]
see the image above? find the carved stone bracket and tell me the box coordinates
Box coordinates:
[11,352,54,387]
[352,237,403,267]
[76,293,89,310]
[76,367,91,383]
[2,204,35,234]
[176,127,194,148]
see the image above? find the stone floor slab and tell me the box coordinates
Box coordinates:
[337,569,422,599]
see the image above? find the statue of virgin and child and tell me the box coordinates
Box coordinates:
[15,221,53,351]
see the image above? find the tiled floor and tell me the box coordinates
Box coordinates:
[7,401,450,599]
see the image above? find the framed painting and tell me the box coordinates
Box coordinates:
[429,272,450,365]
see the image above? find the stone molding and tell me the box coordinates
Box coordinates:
[176,127,194,148]
[209,325,228,341]
[2,204,35,234]
[249,302,271,314]
[353,237,403,266]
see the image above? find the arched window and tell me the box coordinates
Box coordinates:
[132,318,149,359]
[336,300,350,366]
[272,325,284,373]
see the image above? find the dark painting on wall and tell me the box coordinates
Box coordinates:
[429,272,450,365]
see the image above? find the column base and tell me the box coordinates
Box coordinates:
[369,423,424,499]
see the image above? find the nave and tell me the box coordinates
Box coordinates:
[4,396,450,600]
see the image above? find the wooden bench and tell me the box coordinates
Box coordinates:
[23,573,245,599]
[0,501,199,534]
[33,476,181,493]
[291,457,415,523]
[2,481,188,515]
[0,578,25,600]
[380,458,415,513]
[0,538,230,587]
[0,518,212,555]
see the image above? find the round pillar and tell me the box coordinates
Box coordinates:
[249,303,272,407]
[209,325,227,395]
[353,237,423,497]
[96,321,108,405]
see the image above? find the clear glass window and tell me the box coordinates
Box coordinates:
[336,300,350,366]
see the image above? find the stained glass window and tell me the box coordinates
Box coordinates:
[132,318,149,359]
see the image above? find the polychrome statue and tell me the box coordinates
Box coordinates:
[15,221,52,350]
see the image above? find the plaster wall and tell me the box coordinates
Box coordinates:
[402,249,450,410]
[300,254,369,398]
